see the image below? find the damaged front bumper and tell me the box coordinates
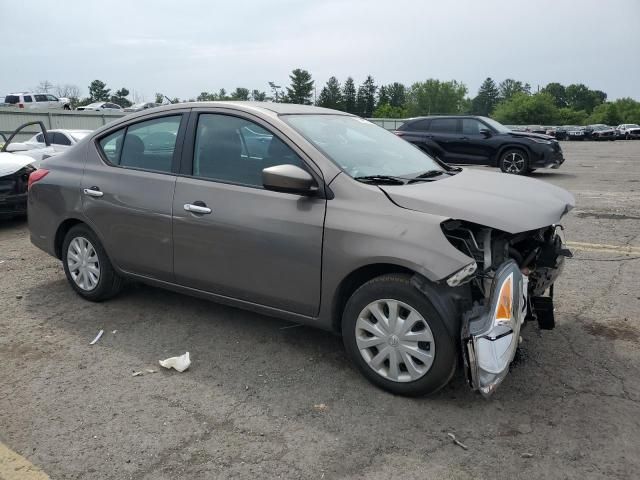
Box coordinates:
[463,261,527,397]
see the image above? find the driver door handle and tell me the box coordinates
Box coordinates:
[184,203,212,214]
[83,187,104,198]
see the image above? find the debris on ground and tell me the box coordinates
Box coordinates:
[132,371,144,377]
[112,330,117,334]
[447,432,469,450]
[15,295,22,299]
[89,329,104,345]
[313,403,329,412]
[159,352,191,372]
[145,369,156,374]
[521,452,534,458]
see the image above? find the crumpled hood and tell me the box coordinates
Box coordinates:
[380,169,575,233]
[0,152,35,177]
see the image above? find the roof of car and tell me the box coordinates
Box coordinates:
[403,115,486,121]
[142,101,350,116]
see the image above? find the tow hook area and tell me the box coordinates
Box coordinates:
[463,261,527,398]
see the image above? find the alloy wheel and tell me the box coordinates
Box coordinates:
[67,237,100,291]
[502,152,525,173]
[355,299,435,382]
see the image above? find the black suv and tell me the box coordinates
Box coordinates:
[394,116,564,175]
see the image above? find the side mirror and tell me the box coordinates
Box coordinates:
[479,128,492,138]
[6,142,29,152]
[263,164,317,195]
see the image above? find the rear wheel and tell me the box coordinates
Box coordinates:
[342,274,457,397]
[499,149,529,175]
[62,224,122,301]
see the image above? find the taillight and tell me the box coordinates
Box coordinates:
[18,103,24,108]
[28,169,49,190]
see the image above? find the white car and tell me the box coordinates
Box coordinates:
[3,92,71,110]
[76,102,124,112]
[616,124,640,139]
[6,129,91,164]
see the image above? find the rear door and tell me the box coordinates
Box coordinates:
[172,109,326,316]
[81,112,188,281]
[427,118,462,163]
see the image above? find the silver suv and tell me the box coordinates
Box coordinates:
[27,102,574,397]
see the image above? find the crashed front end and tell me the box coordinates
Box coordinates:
[442,220,572,397]
[0,165,33,219]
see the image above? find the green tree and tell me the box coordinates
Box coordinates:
[197,92,216,101]
[285,68,314,105]
[492,92,559,124]
[373,104,408,118]
[110,88,132,107]
[556,107,588,125]
[154,93,164,104]
[230,87,250,100]
[610,97,640,123]
[406,79,468,115]
[377,85,389,106]
[471,77,500,116]
[217,88,229,100]
[342,77,357,114]
[566,83,605,113]
[587,103,622,125]
[541,82,567,108]
[316,76,343,110]
[499,79,528,102]
[387,82,407,108]
[251,90,267,101]
[88,80,110,102]
[356,75,377,117]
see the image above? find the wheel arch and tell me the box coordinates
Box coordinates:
[54,218,86,259]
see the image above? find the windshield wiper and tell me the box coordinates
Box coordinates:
[407,170,453,183]
[355,175,407,185]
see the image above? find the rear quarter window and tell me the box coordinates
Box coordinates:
[4,95,19,104]
[405,119,431,131]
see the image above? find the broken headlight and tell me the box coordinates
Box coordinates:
[446,261,477,287]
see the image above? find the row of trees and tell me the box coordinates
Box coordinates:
[34,73,640,124]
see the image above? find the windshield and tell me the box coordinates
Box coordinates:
[481,117,512,134]
[281,115,443,178]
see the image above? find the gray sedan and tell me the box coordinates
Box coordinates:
[27,102,574,397]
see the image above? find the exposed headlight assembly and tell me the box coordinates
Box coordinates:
[464,260,527,397]
[528,137,553,145]
[446,261,477,287]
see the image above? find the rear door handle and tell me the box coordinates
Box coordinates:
[184,203,212,214]
[83,187,104,198]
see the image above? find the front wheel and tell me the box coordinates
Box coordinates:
[63,104,71,110]
[499,149,529,175]
[342,274,457,397]
[62,224,122,301]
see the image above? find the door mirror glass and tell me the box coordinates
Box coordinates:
[263,164,316,195]
[6,142,29,152]
[479,128,492,137]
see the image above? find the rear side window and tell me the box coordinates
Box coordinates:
[4,95,19,104]
[23,96,33,103]
[98,116,181,173]
[405,119,430,131]
[430,118,458,133]
[53,132,71,146]
[35,94,48,102]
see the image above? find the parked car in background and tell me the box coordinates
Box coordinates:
[77,102,124,112]
[616,123,640,139]
[566,126,586,141]
[554,126,569,141]
[124,102,160,113]
[394,115,564,174]
[3,93,71,110]
[586,124,617,141]
[18,129,92,162]
[526,125,546,135]
[27,102,574,398]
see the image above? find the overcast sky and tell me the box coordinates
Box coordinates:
[1,0,638,101]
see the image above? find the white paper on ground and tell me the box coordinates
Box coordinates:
[159,352,191,372]
[89,329,104,345]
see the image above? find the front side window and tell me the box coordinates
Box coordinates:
[193,114,305,187]
[47,95,58,101]
[98,116,181,173]
[35,94,48,102]
[53,132,71,146]
[283,115,444,178]
[462,119,487,135]
[430,118,458,133]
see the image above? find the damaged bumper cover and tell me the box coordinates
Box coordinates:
[463,261,528,398]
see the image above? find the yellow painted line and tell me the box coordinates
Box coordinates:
[567,241,640,255]
[0,442,50,480]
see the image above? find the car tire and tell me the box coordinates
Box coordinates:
[342,274,457,397]
[62,224,122,301]
[499,148,529,175]
[63,104,71,110]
